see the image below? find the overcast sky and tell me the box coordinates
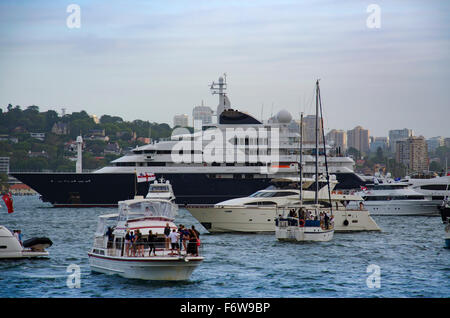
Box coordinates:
[0,0,449,138]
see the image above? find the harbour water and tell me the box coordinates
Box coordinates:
[1,195,449,298]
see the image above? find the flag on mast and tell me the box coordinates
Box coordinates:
[137,172,156,183]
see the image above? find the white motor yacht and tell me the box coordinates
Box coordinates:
[88,180,204,281]
[0,226,52,259]
[186,177,381,233]
[353,182,439,216]
[402,175,450,205]
[145,178,176,202]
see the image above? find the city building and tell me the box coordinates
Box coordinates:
[445,138,450,148]
[0,157,10,175]
[52,122,69,135]
[388,128,413,153]
[347,126,370,154]
[0,135,18,143]
[30,132,45,141]
[9,183,37,195]
[427,136,444,152]
[137,137,151,144]
[173,114,189,128]
[396,136,429,173]
[326,129,347,154]
[104,142,122,155]
[302,115,324,143]
[192,104,213,126]
[90,114,100,124]
[369,136,389,153]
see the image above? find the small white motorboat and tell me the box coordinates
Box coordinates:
[145,178,176,202]
[0,226,52,259]
[88,180,204,281]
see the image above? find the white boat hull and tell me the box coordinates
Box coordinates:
[186,206,380,233]
[356,200,439,216]
[88,253,203,281]
[0,226,50,259]
[275,226,334,242]
[0,250,49,259]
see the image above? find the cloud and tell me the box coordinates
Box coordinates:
[0,0,449,137]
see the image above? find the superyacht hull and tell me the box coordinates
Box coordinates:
[10,172,149,207]
[10,171,272,207]
[10,171,364,207]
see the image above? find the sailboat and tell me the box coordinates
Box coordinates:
[275,80,334,242]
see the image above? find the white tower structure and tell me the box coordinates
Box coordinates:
[76,135,83,173]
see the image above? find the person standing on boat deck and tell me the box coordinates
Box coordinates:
[181,226,189,252]
[13,230,23,246]
[125,229,131,257]
[147,230,156,256]
[136,229,144,257]
[18,230,23,246]
[169,229,180,255]
[187,229,196,256]
[193,225,201,255]
[188,229,199,256]
[130,231,136,257]
[106,227,113,249]
[178,225,184,251]
[324,213,330,230]
[191,225,200,239]
[164,223,171,250]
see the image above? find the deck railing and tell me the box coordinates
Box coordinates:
[96,239,203,258]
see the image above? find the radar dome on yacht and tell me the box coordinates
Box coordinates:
[276,110,292,123]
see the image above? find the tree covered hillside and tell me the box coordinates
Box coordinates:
[0,104,176,172]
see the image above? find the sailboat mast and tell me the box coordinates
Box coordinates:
[299,112,304,202]
[318,83,333,216]
[315,80,319,205]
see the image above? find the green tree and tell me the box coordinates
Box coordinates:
[347,147,361,160]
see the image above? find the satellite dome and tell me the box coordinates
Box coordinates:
[276,109,292,123]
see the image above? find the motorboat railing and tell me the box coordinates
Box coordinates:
[92,239,203,258]
[275,216,334,230]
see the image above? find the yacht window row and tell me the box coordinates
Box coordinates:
[363,195,425,201]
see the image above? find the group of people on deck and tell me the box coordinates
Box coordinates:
[120,224,200,257]
[287,208,334,230]
[165,224,200,257]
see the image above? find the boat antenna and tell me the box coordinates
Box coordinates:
[317,80,333,216]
